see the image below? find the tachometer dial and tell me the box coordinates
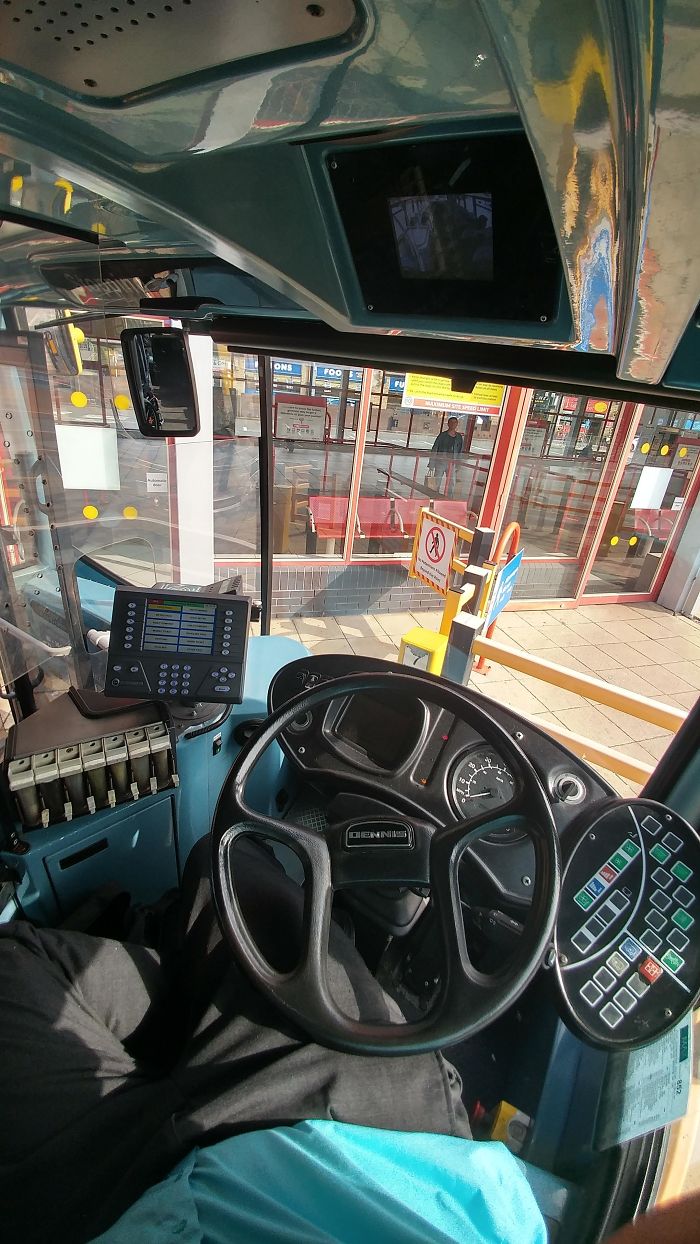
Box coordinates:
[451,749,517,823]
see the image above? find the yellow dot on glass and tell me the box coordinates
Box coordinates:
[83,504,99,520]
[679,447,688,458]
[70,391,88,408]
[628,536,638,546]
[594,401,607,413]
[123,505,138,520]
[10,175,23,193]
[114,394,131,410]
[660,444,670,456]
[641,442,651,454]
[92,222,107,235]
[610,535,619,546]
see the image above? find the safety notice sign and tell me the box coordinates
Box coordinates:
[409,510,457,596]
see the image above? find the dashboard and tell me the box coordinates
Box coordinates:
[269,654,612,914]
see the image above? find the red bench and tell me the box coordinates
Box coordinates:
[306,495,477,551]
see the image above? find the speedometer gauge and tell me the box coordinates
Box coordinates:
[451,749,517,823]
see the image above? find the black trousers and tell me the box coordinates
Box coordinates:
[0,839,470,1244]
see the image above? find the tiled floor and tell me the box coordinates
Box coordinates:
[269,602,700,797]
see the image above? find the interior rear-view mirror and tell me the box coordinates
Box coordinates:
[121,327,200,438]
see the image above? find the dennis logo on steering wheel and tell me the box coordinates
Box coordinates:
[345,825,414,848]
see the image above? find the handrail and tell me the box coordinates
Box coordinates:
[473,635,686,734]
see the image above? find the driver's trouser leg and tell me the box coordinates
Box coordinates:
[0,922,186,1244]
[165,837,472,1157]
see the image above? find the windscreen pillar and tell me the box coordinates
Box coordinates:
[172,334,214,585]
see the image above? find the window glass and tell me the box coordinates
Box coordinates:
[272,359,356,557]
[502,392,620,558]
[585,406,700,594]
[351,371,501,557]
[213,347,261,562]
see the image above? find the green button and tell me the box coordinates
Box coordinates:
[661,949,684,973]
[610,851,628,872]
[575,890,594,910]
[621,839,640,859]
[672,909,694,931]
[650,844,671,865]
[671,861,693,883]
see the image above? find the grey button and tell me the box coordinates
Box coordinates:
[640,929,662,952]
[662,832,682,852]
[673,885,694,908]
[159,663,168,670]
[598,902,617,927]
[580,981,602,1007]
[608,891,629,914]
[651,867,673,889]
[214,684,231,692]
[613,986,636,1014]
[130,665,139,673]
[184,665,191,671]
[651,890,672,912]
[600,1002,624,1029]
[572,929,594,954]
[113,664,122,672]
[642,815,661,836]
[584,916,606,941]
[593,966,616,992]
[607,952,628,977]
[627,973,649,998]
[668,929,689,952]
[645,909,667,932]
[124,643,132,649]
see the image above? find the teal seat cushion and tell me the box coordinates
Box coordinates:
[93,1119,546,1243]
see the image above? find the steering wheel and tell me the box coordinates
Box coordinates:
[211,670,561,1054]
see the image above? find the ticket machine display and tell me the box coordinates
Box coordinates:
[105,587,250,704]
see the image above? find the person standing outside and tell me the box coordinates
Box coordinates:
[427,415,463,495]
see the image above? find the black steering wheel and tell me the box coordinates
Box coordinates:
[211,670,561,1054]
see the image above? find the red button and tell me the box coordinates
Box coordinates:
[639,957,664,985]
[599,864,617,883]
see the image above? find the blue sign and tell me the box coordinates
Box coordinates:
[314,364,363,384]
[487,549,524,625]
[273,360,303,377]
[387,375,405,392]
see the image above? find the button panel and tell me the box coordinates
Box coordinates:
[556,800,700,1049]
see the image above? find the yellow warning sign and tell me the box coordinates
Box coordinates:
[402,374,505,416]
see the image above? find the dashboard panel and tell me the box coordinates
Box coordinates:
[269,654,615,912]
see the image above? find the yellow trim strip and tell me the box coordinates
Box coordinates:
[473,637,687,734]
